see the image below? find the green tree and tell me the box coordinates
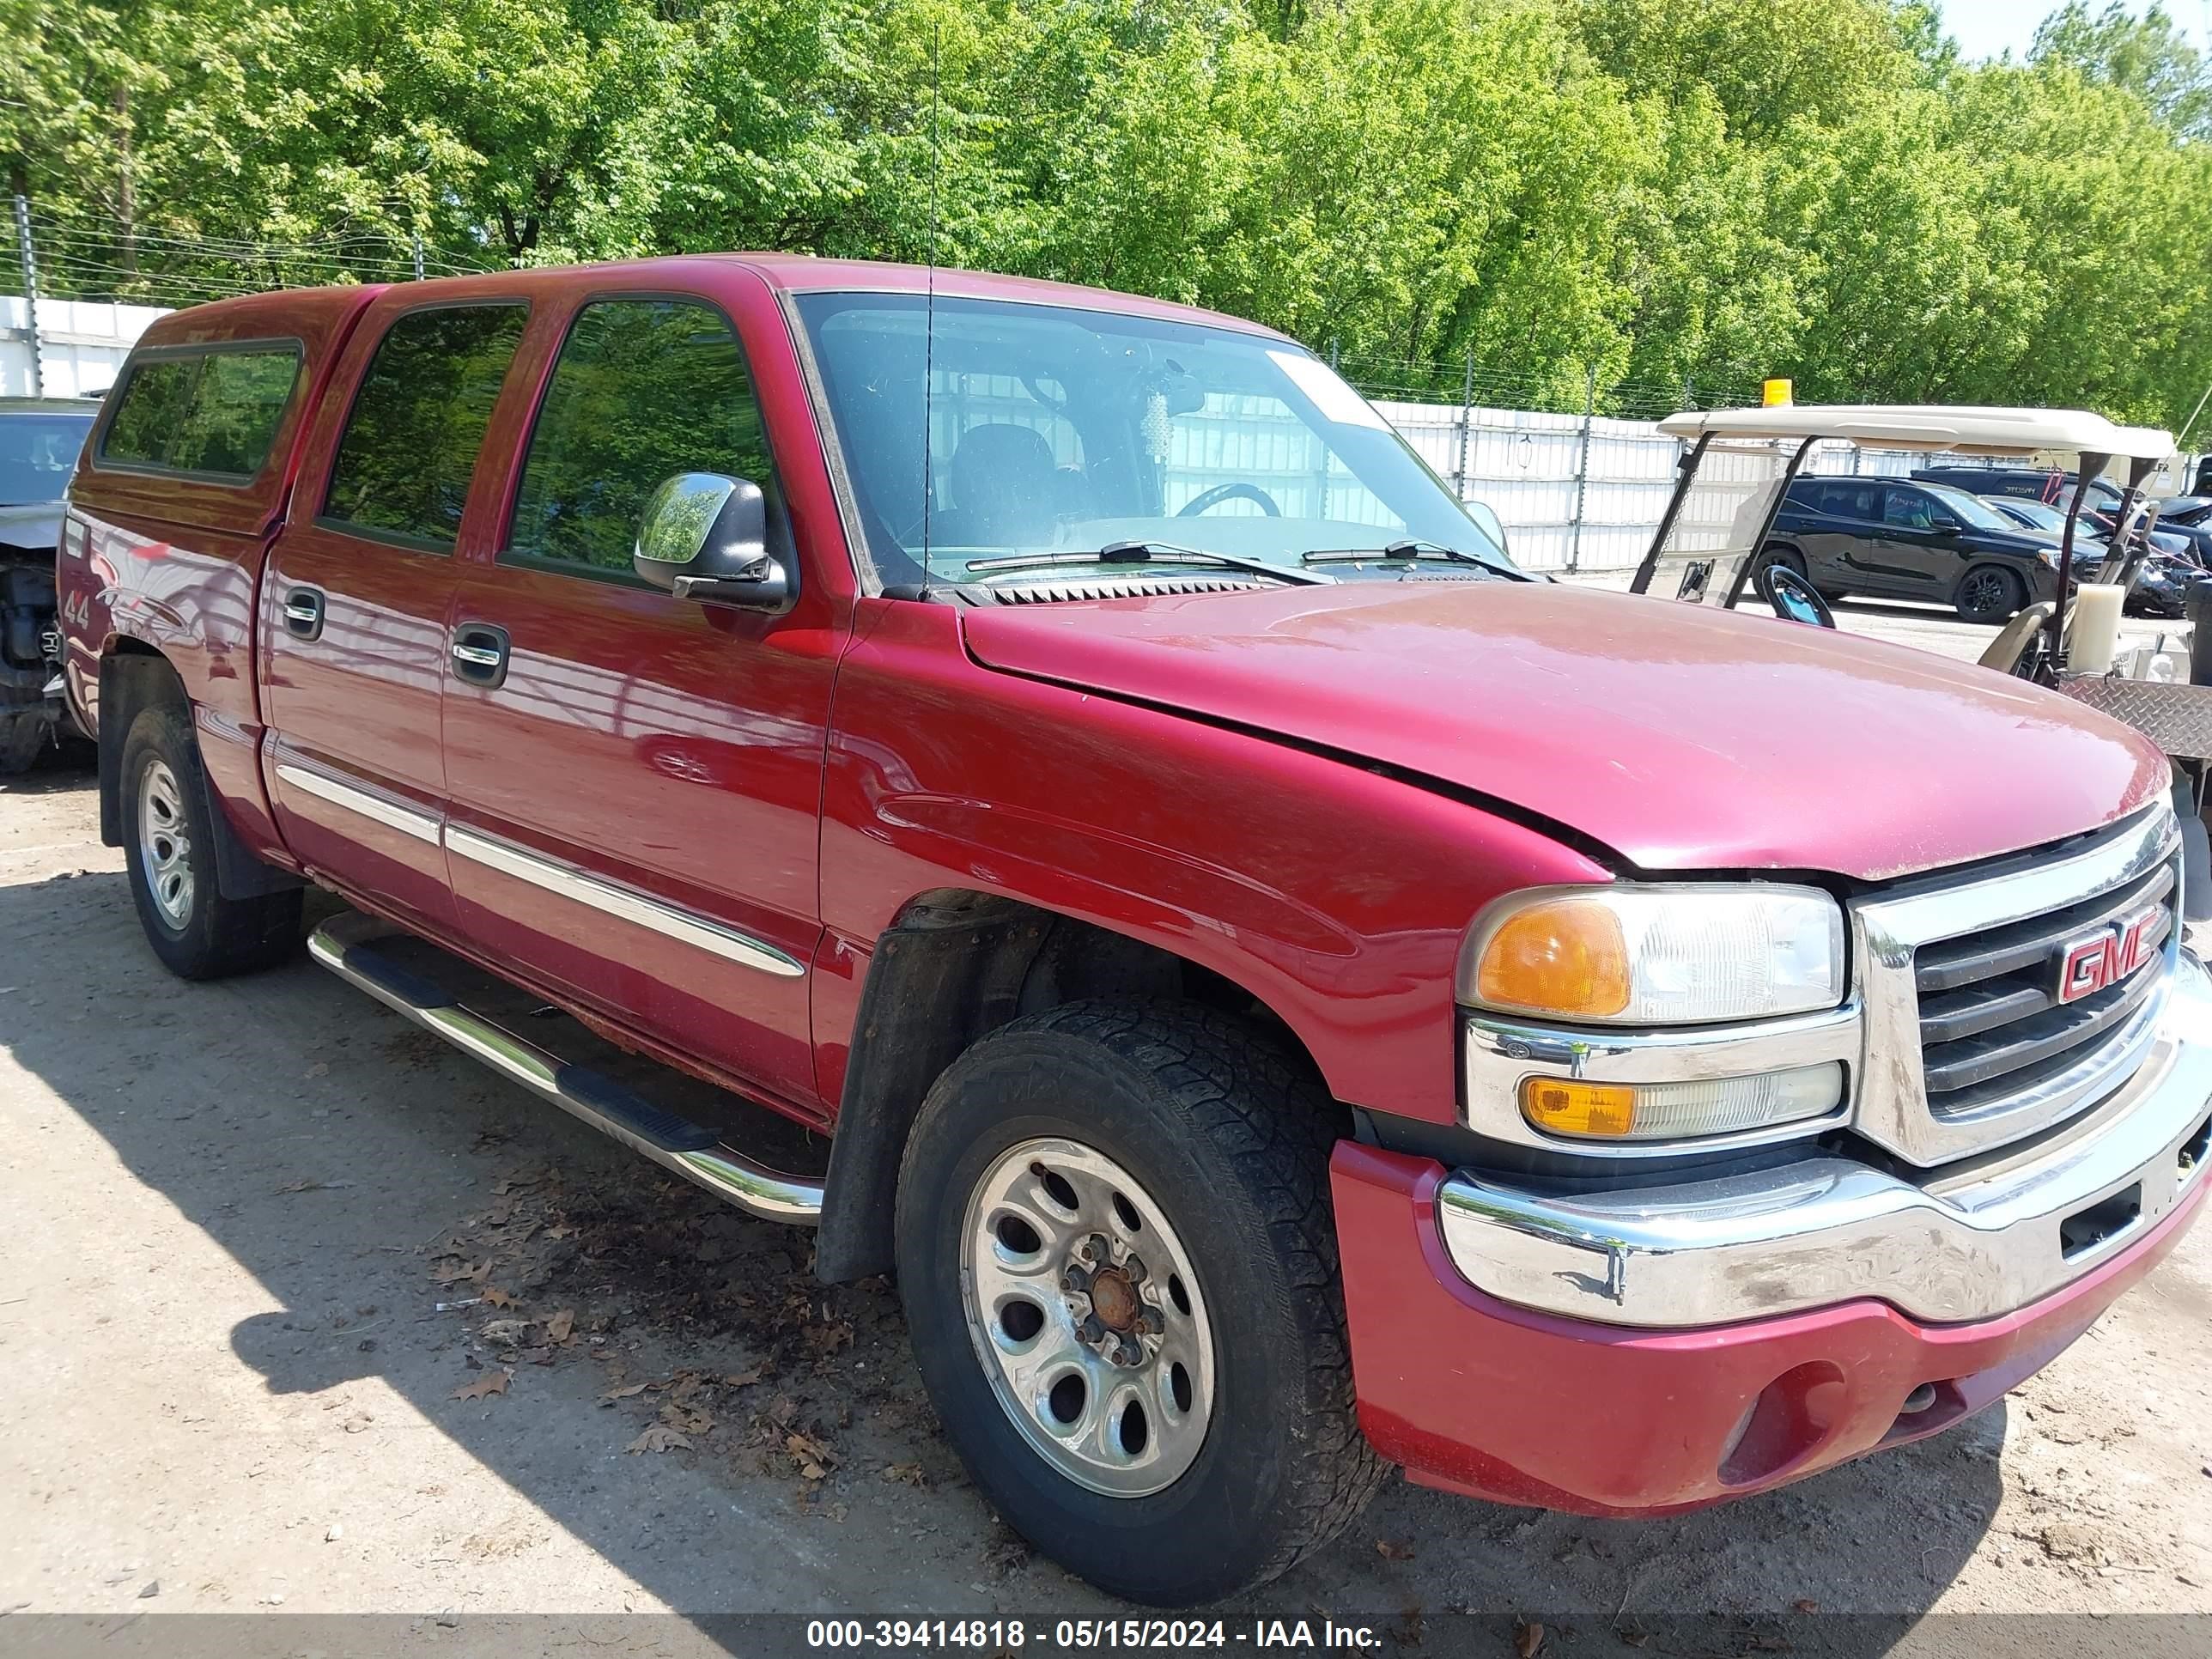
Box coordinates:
[2031,1,2212,139]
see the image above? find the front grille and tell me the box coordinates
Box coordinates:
[1915,859,2176,1121]
[1852,805,2182,1166]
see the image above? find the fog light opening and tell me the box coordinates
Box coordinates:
[1898,1382,1938,1417]
[1718,1361,1847,1487]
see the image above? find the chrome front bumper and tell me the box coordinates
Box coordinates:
[1437,950,2212,1328]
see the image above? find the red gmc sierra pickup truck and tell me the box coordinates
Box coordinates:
[60,256,2212,1606]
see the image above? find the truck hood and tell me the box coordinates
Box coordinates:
[0,501,62,555]
[960,581,2166,883]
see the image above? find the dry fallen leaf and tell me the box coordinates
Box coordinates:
[1376,1539,1416,1561]
[661,1401,714,1437]
[786,1431,837,1480]
[544,1309,575,1344]
[433,1258,491,1287]
[599,1382,649,1406]
[626,1425,692,1455]
[1792,1600,1819,1615]
[881,1462,928,1488]
[724,1367,764,1389]
[481,1286,518,1310]
[452,1370,511,1401]
[480,1319,531,1346]
[1513,1619,1546,1659]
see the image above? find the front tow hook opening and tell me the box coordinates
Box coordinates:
[2059,1182,2143,1261]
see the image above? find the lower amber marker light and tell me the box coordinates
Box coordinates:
[1519,1065,1843,1142]
[1521,1079,1638,1138]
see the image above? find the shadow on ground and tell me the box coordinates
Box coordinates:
[0,769,2006,1651]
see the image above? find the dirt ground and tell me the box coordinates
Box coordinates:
[3,684,2212,1654]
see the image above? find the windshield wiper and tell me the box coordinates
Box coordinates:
[964,541,1334,586]
[1300,538,1525,580]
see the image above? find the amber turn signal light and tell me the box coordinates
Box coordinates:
[1520,1078,1638,1139]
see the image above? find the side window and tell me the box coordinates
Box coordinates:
[1814,482,1872,519]
[507,298,772,574]
[1883,486,1934,529]
[100,346,301,479]
[323,304,529,550]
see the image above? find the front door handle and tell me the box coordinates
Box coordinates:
[449,622,511,689]
[283,587,325,641]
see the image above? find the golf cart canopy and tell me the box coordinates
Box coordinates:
[1656,405,2176,459]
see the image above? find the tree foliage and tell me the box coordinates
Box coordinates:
[4,0,2211,424]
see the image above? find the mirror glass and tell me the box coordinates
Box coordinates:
[636,472,738,568]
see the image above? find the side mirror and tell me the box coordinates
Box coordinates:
[633,472,793,611]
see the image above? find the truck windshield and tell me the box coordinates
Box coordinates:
[794,292,1514,588]
[0,411,95,506]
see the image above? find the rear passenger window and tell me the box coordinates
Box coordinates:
[506,298,772,576]
[100,346,301,479]
[1821,483,1879,520]
[323,304,528,550]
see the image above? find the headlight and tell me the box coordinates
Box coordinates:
[2035,549,2060,568]
[1459,884,1846,1025]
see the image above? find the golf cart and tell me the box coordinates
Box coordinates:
[1628,404,2175,637]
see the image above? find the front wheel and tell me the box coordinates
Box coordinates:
[1954,565,2025,623]
[894,1000,1383,1605]
[121,702,302,979]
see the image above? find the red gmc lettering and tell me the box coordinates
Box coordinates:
[2059,911,2159,1004]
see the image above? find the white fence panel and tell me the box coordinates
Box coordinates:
[2,295,167,398]
[1369,397,2208,572]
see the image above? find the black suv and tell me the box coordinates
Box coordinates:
[1765,476,2061,622]
[1911,465,2125,512]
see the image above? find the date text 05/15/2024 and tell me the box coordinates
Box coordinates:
[805,1621,1383,1650]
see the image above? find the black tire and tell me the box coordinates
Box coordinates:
[894,999,1383,1606]
[1954,564,2025,623]
[0,713,45,775]
[120,701,302,979]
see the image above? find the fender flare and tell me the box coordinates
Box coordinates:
[99,649,301,902]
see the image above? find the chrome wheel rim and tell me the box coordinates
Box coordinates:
[958,1137,1217,1498]
[137,757,194,928]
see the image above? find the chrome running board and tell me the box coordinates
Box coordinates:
[307,912,823,1224]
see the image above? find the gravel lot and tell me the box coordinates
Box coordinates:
[4,604,2212,1655]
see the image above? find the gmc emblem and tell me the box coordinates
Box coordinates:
[2056,908,2160,1004]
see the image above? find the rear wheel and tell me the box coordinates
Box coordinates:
[0,714,45,775]
[121,702,302,979]
[894,1000,1383,1606]
[1954,565,2025,623]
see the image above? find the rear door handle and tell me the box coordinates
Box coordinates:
[449,622,511,689]
[283,587,325,641]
